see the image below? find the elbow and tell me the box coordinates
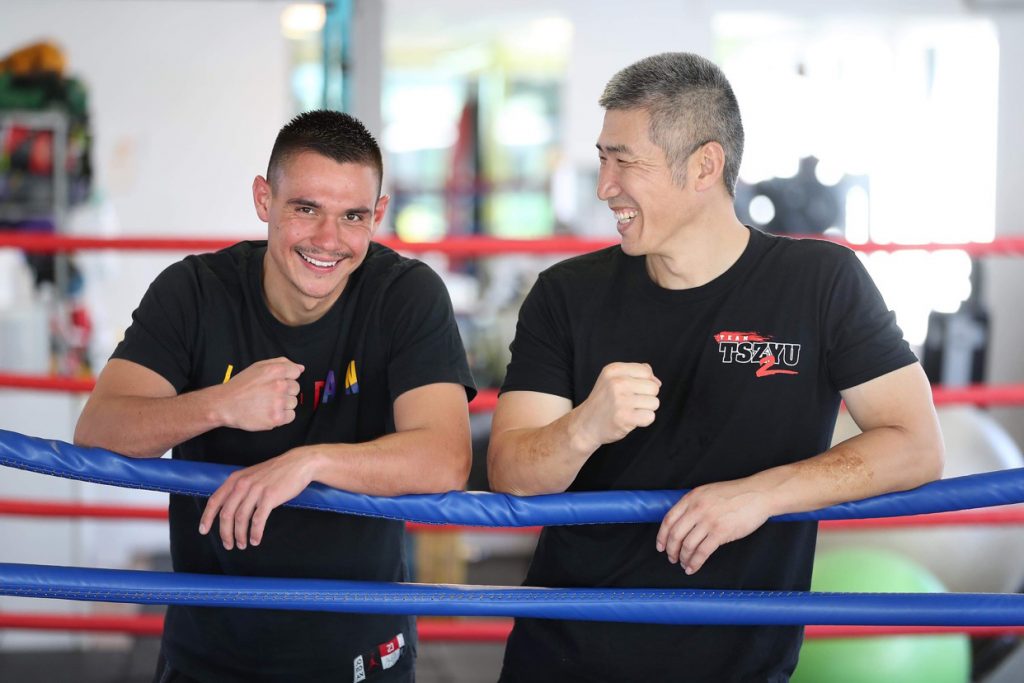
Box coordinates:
[451,442,473,491]
[485,440,527,496]
[433,440,472,493]
[908,426,945,488]
[487,469,516,495]
[485,440,510,493]
[922,436,945,484]
[487,469,527,497]
[72,416,96,449]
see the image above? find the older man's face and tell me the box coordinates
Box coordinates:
[596,108,695,258]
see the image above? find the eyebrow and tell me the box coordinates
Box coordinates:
[286,198,373,215]
[286,197,323,209]
[596,143,632,154]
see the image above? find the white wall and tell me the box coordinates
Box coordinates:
[2,0,294,366]
[2,0,292,236]
[0,0,294,649]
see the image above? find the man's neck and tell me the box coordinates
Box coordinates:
[644,214,750,290]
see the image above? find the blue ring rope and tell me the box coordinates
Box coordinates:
[2,562,1023,626]
[3,428,1024,526]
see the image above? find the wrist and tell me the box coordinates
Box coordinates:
[293,445,327,484]
[743,466,793,518]
[566,407,601,456]
[198,383,232,430]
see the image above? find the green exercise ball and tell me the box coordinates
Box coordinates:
[790,547,970,683]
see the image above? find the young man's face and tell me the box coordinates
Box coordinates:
[596,108,694,257]
[253,150,388,325]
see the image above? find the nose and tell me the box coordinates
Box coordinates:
[309,216,342,252]
[597,164,620,201]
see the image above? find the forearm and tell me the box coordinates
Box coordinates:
[74,387,225,458]
[488,409,596,496]
[656,422,944,574]
[300,427,471,496]
[746,424,944,518]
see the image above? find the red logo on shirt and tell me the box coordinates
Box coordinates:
[715,331,800,377]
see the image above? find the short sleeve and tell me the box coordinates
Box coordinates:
[824,250,918,391]
[380,264,476,402]
[499,274,574,400]
[110,259,200,392]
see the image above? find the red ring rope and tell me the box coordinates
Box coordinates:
[4,498,1024,532]
[3,231,1024,257]
[0,372,499,413]
[5,372,1024,410]
[0,613,1020,640]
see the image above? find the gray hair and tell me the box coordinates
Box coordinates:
[599,52,744,196]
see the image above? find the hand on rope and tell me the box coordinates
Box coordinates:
[199,448,315,549]
[657,480,773,575]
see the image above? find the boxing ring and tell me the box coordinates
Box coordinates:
[2,232,1024,676]
[4,430,1024,629]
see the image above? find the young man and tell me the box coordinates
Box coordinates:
[75,110,475,683]
[488,53,944,682]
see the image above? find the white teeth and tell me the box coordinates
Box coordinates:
[298,252,339,268]
[614,210,638,223]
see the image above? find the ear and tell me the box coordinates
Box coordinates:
[370,194,390,237]
[692,142,726,193]
[252,175,272,223]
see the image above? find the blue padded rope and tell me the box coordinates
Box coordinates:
[2,563,1024,626]
[3,428,1024,526]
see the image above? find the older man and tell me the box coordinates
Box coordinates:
[488,53,943,682]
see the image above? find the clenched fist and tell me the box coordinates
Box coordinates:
[575,362,661,450]
[217,357,304,431]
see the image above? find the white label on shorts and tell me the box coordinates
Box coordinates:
[353,654,366,682]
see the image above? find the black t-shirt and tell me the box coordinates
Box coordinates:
[498,227,917,683]
[112,241,475,683]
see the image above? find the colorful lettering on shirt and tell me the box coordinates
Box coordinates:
[229,362,355,411]
[313,380,324,409]
[345,360,359,395]
[323,370,337,405]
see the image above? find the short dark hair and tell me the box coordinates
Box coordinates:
[266,110,383,193]
[600,52,744,197]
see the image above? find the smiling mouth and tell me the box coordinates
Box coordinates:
[613,209,638,225]
[297,250,342,269]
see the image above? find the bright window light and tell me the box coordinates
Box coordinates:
[717,16,998,346]
[281,4,326,40]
